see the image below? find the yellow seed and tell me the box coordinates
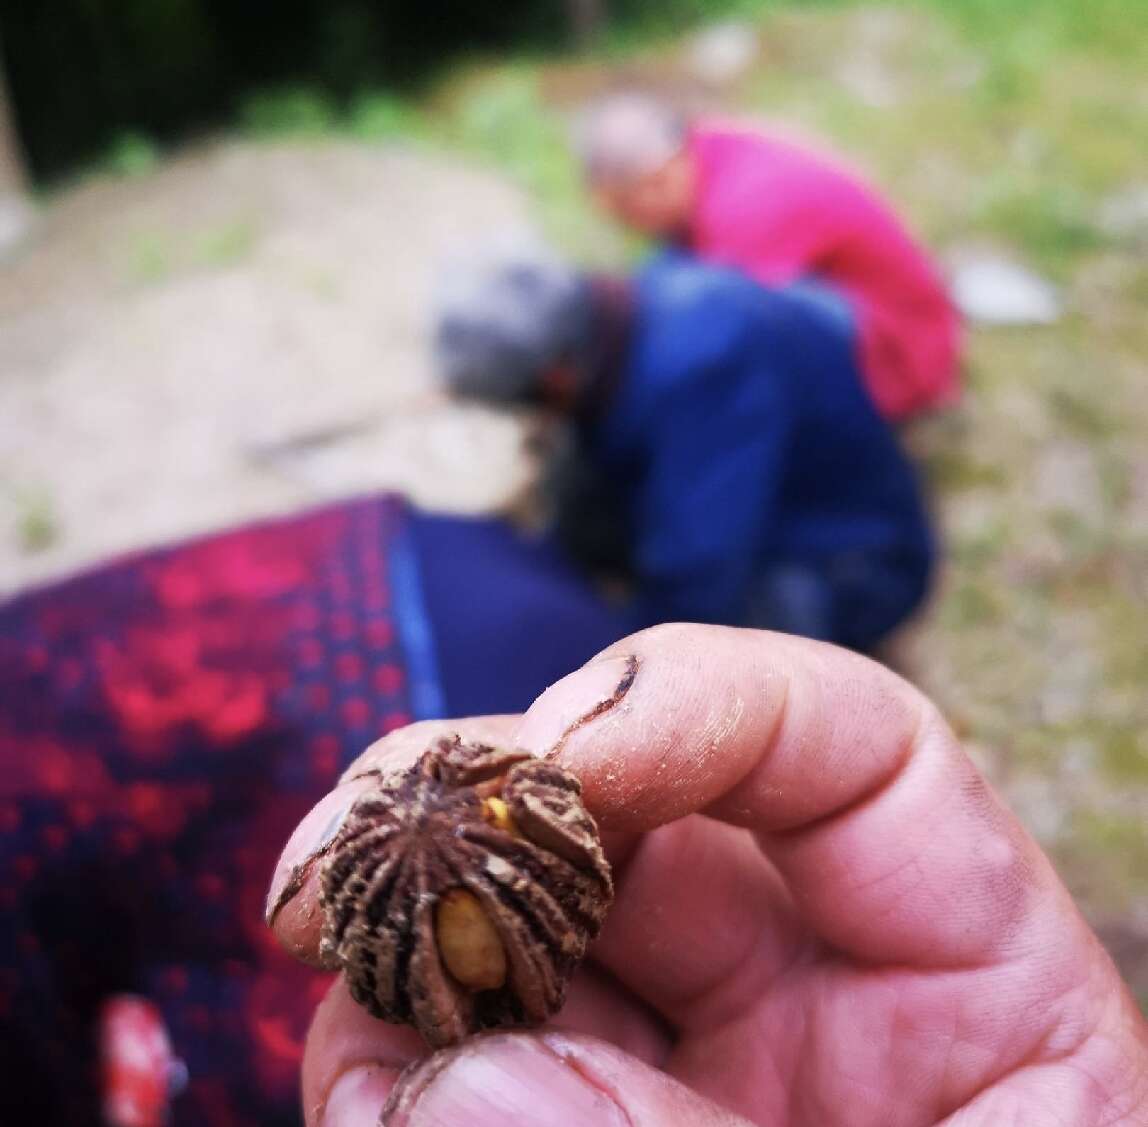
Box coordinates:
[482,796,519,836]
[436,889,507,991]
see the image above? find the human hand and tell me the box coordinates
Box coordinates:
[267,625,1148,1125]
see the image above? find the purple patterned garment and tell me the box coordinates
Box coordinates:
[0,495,436,1126]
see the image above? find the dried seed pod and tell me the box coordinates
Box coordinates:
[319,736,613,1048]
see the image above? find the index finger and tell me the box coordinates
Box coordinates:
[513,624,1073,971]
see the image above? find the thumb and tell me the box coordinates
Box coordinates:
[380,1032,752,1127]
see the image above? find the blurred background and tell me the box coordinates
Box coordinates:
[1,0,1145,1003]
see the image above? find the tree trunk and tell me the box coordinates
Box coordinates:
[0,32,33,253]
[567,0,607,47]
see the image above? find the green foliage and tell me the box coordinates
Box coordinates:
[105,131,161,178]
[203,0,1143,273]
[440,72,624,257]
[238,87,341,139]
[448,73,573,197]
[346,92,424,142]
[923,0,1148,64]
[234,84,429,146]
[606,0,842,45]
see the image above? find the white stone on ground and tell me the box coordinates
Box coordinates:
[949,254,1062,326]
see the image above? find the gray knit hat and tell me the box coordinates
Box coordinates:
[434,241,594,404]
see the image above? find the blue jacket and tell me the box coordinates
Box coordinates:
[586,252,934,638]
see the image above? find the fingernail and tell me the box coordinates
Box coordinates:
[381,1034,627,1126]
[264,781,370,926]
[515,654,638,757]
[322,1063,397,1127]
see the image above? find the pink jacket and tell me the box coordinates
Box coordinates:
[686,120,961,420]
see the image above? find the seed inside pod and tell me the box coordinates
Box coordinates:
[318,736,613,1048]
[436,888,507,991]
[482,795,518,835]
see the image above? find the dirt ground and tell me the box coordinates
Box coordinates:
[2,6,1146,1003]
[0,139,539,596]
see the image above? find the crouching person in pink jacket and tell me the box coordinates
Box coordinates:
[577,93,962,421]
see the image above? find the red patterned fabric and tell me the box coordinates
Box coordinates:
[0,497,418,1125]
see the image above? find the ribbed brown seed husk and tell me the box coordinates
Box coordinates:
[319,736,613,1047]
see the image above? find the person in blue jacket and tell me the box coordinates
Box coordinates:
[435,243,935,652]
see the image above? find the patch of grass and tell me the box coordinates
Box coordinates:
[449,75,576,204]
[198,1,1143,270]
[231,73,613,252]
[1093,586,1148,675]
[950,522,1011,570]
[605,0,847,49]
[1097,455,1130,514]
[438,70,619,255]
[238,86,341,138]
[105,131,161,178]
[975,183,1108,273]
[1048,386,1120,441]
[930,0,1148,66]
[1069,808,1148,905]
[924,448,1007,492]
[1099,731,1148,784]
[191,218,259,268]
[237,84,427,146]
[14,490,59,554]
[124,218,259,283]
[1053,95,1148,194]
[1047,508,1109,562]
[939,581,1004,628]
[126,231,175,284]
[346,91,425,142]
[1127,267,1148,305]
